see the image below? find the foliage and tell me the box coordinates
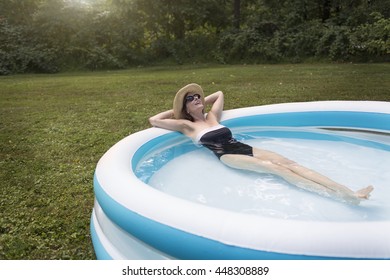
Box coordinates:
[215,1,389,63]
[349,12,390,60]
[0,0,389,74]
[0,20,59,75]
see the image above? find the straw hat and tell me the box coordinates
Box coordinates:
[173,83,205,119]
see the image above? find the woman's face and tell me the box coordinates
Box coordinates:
[185,93,204,115]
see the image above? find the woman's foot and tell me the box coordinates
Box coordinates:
[355,185,374,199]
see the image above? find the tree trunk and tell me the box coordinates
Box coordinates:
[233,0,241,30]
[322,0,331,22]
[172,12,185,40]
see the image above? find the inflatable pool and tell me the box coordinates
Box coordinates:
[90,101,390,260]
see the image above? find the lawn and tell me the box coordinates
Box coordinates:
[0,63,389,259]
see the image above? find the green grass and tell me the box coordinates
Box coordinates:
[0,63,389,259]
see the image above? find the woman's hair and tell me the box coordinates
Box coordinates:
[182,93,194,121]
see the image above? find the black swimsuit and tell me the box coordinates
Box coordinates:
[196,125,253,159]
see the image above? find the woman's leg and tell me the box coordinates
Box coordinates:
[251,148,373,199]
[220,153,371,204]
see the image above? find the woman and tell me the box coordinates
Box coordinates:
[149,83,374,204]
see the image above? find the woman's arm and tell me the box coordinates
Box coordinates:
[205,91,224,122]
[149,109,189,132]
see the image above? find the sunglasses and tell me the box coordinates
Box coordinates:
[185,93,201,103]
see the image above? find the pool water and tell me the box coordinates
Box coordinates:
[135,127,390,222]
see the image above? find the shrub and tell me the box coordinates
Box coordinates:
[0,20,59,75]
[349,12,390,60]
[315,25,352,61]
